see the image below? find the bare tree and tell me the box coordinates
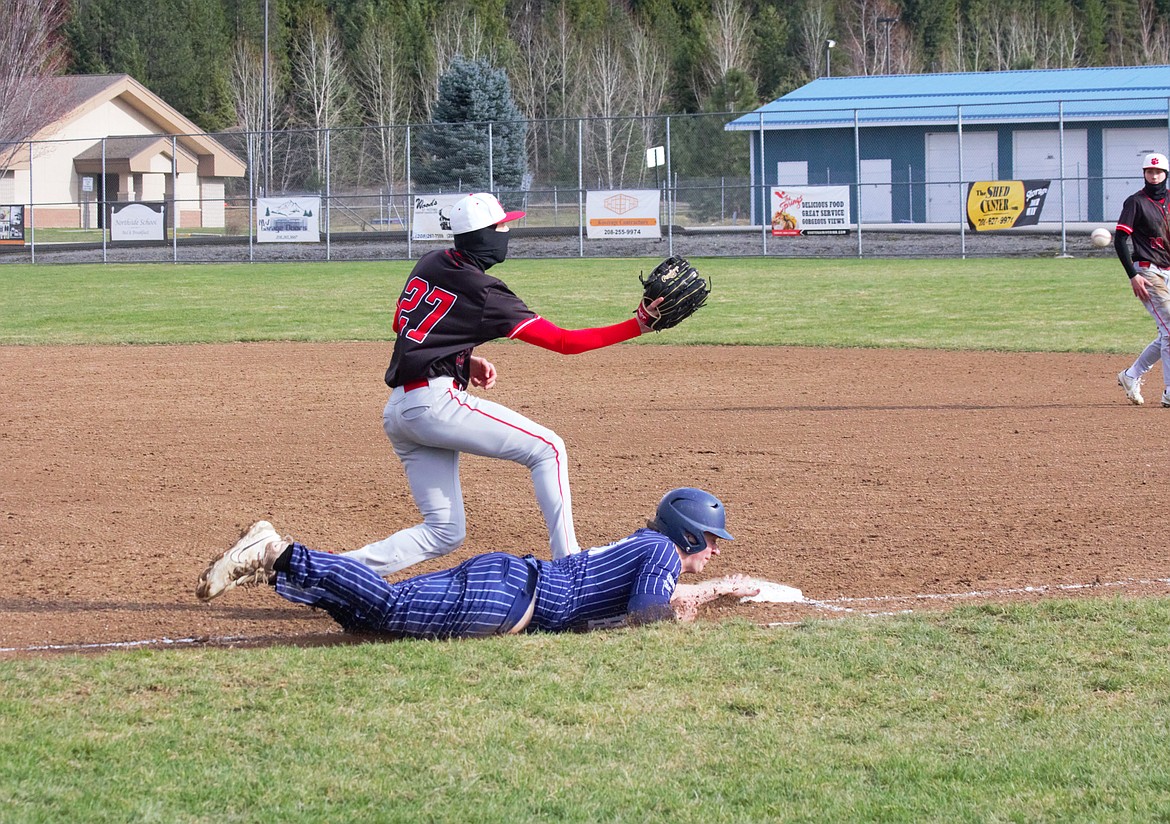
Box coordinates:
[1137,0,1170,64]
[840,0,918,76]
[351,21,412,190]
[292,10,351,185]
[701,0,755,89]
[425,2,491,117]
[796,0,835,79]
[582,27,638,188]
[628,25,669,185]
[0,0,68,173]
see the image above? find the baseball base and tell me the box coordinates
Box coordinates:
[737,578,805,603]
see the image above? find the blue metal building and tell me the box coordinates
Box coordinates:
[725,66,1170,225]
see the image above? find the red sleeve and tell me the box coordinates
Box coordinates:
[509,316,642,354]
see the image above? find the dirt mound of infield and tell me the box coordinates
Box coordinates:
[2,342,1167,653]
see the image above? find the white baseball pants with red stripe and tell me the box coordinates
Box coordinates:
[1125,265,1170,391]
[343,377,579,576]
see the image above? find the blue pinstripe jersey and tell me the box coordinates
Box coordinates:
[530,528,682,632]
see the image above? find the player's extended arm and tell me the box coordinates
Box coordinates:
[510,316,641,354]
[670,577,762,623]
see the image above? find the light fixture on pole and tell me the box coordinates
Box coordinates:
[878,17,898,75]
[825,39,836,77]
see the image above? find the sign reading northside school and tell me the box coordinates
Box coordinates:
[965,180,1050,231]
[586,190,661,239]
[110,202,167,242]
[770,186,852,236]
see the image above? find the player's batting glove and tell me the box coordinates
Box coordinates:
[635,296,663,333]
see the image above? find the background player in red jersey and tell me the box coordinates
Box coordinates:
[344,192,664,576]
[1116,152,1170,406]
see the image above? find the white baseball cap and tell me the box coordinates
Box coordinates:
[450,193,525,234]
[1142,152,1168,171]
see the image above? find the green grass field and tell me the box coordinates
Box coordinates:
[2,258,1168,822]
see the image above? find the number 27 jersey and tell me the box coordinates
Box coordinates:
[384,249,536,390]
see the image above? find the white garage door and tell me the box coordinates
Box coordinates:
[1103,127,1170,220]
[859,158,892,223]
[925,130,998,223]
[1012,129,1088,222]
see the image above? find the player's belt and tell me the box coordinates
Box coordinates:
[402,378,429,392]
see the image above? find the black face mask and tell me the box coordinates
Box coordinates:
[453,225,510,269]
[1145,178,1168,200]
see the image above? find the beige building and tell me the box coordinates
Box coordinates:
[1,74,246,230]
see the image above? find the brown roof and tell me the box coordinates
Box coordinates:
[18,74,244,177]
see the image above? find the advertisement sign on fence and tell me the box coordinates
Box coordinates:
[411,194,463,241]
[0,206,25,244]
[770,186,852,236]
[965,180,1050,231]
[110,202,167,242]
[585,190,661,239]
[257,197,320,242]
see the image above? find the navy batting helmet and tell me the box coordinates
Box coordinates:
[652,487,734,554]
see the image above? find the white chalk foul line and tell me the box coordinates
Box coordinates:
[4,576,1169,654]
[760,576,1170,626]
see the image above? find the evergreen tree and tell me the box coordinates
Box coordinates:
[415,55,528,189]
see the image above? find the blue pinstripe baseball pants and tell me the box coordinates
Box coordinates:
[275,544,537,639]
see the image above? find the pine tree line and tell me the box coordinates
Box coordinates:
[61,0,1170,137]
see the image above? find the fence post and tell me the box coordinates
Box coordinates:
[101,137,108,263]
[325,127,331,261]
[28,141,34,264]
[248,131,254,263]
[577,118,584,258]
[1058,101,1068,257]
[172,135,179,263]
[759,111,766,255]
[488,122,494,192]
[958,106,966,259]
[406,124,412,259]
[854,108,862,258]
[665,115,673,257]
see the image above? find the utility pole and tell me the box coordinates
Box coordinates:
[878,17,898,75]
[825,39,836,77]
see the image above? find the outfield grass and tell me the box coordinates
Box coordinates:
[2,257,1167,821]
[0,256,1149,351]
[2,602,1168,822]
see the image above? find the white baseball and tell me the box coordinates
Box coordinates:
[1090,227,1112,248]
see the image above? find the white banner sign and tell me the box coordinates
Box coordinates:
[257,197,320,243]
[411,194,463,241]
[770,186,852,236]
[586,190,661,239]
[110,202,166,242]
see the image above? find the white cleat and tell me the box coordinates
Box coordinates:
[1118,371,1144,405]
[1162,390,1170,409]
[196,520,282,602]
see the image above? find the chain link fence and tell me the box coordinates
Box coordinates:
[2,103,1166,264]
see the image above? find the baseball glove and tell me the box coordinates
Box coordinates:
[636,256,709,331]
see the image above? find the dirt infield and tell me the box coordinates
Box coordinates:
[3,342,1168,653]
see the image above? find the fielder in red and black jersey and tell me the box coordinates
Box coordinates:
[1115,152,1170,407]
[342,193,663,577]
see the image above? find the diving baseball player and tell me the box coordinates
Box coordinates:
[1115,152,1170,406]
[195,488,757,636]
[343,192,663,577]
